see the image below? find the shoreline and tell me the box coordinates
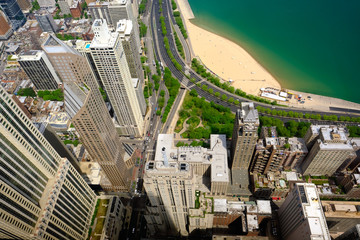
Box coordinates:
[176,0,281,95]
[176,0,360,113]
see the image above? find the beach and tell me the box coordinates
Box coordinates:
[176,0,281,96]
[175,0,360,113]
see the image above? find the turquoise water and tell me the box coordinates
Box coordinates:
[188,0,360,103]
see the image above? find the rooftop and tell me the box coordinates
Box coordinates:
[147,134,228,182]
[240,102,259,124]
[297,183,330,239]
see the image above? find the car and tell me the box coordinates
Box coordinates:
[132,228,135,233]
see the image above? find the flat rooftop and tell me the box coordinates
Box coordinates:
[298,184,330,239]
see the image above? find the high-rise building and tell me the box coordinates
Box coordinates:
[278,183,330,240]
[0,8,13,40]
[88,1,112,25]
[144,134,229,236]
[116,19,145,115]
[34,122,81,173]
[58,0,71,15]
[90,19,144,137]
[42,34,131,191]
[335,224,360,240]
[301,125,355,176]
[322,200,360,236]
[37,0,56,8]
[250,137,308,174]
[229,102,259,197]
[88,0,141,49]
[18,50,61,90]
[16,0,31,12]
[0,0,26,31]
[35,10,59,33]
[73,40,103,88]
[0,85,96,239]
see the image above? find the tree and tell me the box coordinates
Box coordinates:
[139,20,147,37]
[156,110,161,116]
[228,97,234,103]
[221,94,227,101]
[189,89,198,97]
[31,0,40,11]
[234,100,240,105]
[17,88,36,97]
[160,90,165,97]
[208,88,214,94]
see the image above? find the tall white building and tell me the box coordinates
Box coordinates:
[90,19,144,137]
[116,19,145,115]
[143,134,229,236]
[0,85,96,239]
[278,183,330,240]
[88,0,141,50]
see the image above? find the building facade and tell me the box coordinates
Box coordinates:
[0,0,26,31]
[278,183,330,240]
[88,0,141,49]
[16,0,31,11]
[35,10,59,33]
[301,126,355,176]
[229,102,259,197]
[42,34,131,191]
[18,50,61,90]
[144,134,229,236]
[90,19,144,137]
[0,85,96,239]
[0,8,13,40]
[116,19,145,115]
[322,200,360,236]
[58,0,71,15]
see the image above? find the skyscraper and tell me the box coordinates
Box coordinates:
[0,85,96,239]
[0,8,13,40]
[0,0,26,31]
[278,183,330,240]
[35,10,59,33]
[301,125,355,176]
[16,0,31,12]
[18,50,61,90]
[90,19,144,137]
[229,102,259,197]
[144,134,229,236]
[42,34,131,191]
[88,0,141,49]
[116,19,145,115]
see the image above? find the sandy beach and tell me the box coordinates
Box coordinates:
[176,0,281,95]
[175,0,360,113]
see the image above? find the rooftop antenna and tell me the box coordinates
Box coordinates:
[162,147,169,167]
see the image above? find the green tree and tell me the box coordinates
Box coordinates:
[139,20,148,37]
[31,0,40,11]
[160,90,165,97]
[214,92,220,97]
[189,89,198,97]
[17,88,36,97]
